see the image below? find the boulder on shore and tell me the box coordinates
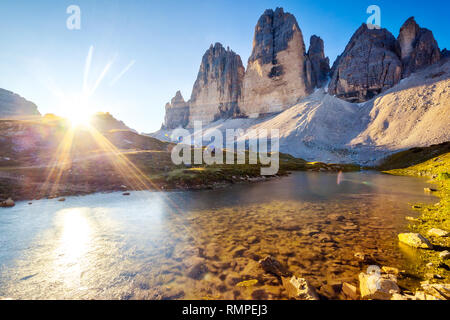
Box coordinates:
[421,283,450,300]
[359,272,400,300]
[398,233,433,249]
[282,276,319,300]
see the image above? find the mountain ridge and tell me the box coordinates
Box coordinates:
[151,58,450,165]
[161,8,446,129]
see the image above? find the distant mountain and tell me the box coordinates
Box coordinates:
[0,88,40,118]
[90,112,136,133]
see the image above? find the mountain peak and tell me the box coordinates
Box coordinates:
[398,16,441,77]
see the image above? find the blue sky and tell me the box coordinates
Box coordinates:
[0,0,448,132]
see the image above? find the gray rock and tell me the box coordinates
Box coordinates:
[328,24,402,103]
[240,7,311,116]
[306,35,330,88]
[398,17,441,77]
[248,8,301,66]
[163,91,190,129]
[188,43,245,125]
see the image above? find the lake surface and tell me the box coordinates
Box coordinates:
[0,172,437,300]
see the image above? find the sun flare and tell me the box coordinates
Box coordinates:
[67,111,93,127]
[60,94,94,128]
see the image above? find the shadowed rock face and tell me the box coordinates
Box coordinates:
[398,17,441,77]
[240,7,310,116]
[305,35,330,89]
[442,49,450,59]
[163,91,190,129]
[188,43,245,126]
[328,24,402,103]
[0,88,40,118]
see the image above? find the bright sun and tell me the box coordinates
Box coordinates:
[60,94,94,128]
[68,111,93,127]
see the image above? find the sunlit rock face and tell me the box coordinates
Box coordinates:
[305,35,330,89]
[328,24,402,103]
[398,17,441,77]
[0,88,40,118]
[240,8,311,117]
[188,43,245,126]
[163,91,190,129]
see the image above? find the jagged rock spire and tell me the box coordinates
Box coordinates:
[398,17,441,77]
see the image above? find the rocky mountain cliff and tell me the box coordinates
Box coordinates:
[163,91,190,129]
[305,35,330,89]
[153,59,450,165]
[240,8,310,117]
[0,88,40,118]
[328,24,402,103]
[398,17,441,77]
[188,43,245,125]
[329,17,442,102]
[159,9,446,136]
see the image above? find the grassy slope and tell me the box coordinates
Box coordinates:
[384,148,450,283]
[0,119,361,200]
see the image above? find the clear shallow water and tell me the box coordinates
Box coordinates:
[0,172,437,300]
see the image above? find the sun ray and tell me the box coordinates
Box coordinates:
[110,60,136,86]
[41,127,75,197]
[83,46,94,94]
[89,59,114,97]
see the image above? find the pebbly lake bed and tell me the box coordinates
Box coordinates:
[0,171,438,300]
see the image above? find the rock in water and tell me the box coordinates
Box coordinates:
[359,272,400,300]
[184,257,208,280]
[188,43,245,125]
[427,228,449,237]
[328,24,402,102]
[240,7,311,117]
[0,88,40,118]
[439,251,450,260]
[398,17,441,77]
[342,282,359,300]
[0,198,15,208]
[258,256,291,277]
[398,233,433,249]
[305,35,330,89]
[421,283,450,300]
[163,91,190,129]
[282,276,319,300]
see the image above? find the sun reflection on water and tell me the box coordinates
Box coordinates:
[53,208,92,290]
